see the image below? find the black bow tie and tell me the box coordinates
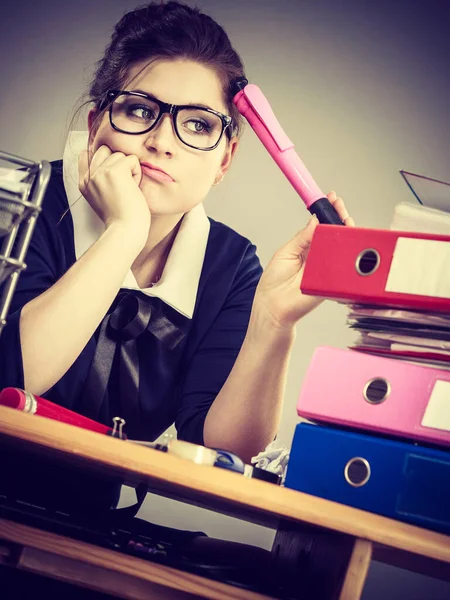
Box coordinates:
[81,291,187,427]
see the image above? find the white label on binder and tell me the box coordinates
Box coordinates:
[385,238,450,299]
[421,380,450,432]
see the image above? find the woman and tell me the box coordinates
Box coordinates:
[0,1,353,465]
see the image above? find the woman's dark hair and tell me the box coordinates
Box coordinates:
[88,1,245,138]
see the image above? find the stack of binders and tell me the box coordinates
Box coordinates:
[284,173,450,534]
[348,172,450,368]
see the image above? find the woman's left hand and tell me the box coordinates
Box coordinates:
[253,191,355,330]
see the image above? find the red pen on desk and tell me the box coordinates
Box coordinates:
[0,387,118,436]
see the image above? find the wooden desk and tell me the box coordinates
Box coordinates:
[1,406,449,599]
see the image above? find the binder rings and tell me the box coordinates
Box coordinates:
[300,225,450,312]
[284,422,450,534]
[296,346,450,447]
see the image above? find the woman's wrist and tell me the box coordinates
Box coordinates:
[246,303,297,347]
[104,219,149,253]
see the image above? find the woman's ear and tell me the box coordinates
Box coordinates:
[215,137,240,184]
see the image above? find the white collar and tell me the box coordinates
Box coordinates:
[62,131,210,319]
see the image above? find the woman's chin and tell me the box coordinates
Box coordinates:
[141,192,176,217]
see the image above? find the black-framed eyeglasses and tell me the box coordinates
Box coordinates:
[99,90,233,151]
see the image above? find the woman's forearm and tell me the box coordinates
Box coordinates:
[20,224,143,396]
[203,310,296,463]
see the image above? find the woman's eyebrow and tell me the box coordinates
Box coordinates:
[131,88,215,111]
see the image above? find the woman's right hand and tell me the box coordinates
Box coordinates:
[78,144,151,245]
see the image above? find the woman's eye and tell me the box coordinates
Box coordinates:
[127,105,155,120]
[185,119,211,134]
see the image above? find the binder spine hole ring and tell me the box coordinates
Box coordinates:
[355,248,380,276]
[363,377,391,404]
[344,457,371,487]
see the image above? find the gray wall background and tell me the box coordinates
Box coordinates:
[1,0,449,598]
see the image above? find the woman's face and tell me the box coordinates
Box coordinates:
[88,59,238,218]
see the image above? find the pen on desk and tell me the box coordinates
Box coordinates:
[232,78,344,225]
[0,387,117,436]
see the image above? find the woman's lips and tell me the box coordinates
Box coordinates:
[140,164,174,183]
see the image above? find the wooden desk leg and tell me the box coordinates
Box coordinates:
[338,539,372,600]
[272,519,368,600]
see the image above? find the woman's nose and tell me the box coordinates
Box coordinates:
[143,113,176,155]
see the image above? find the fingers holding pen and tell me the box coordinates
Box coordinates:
[326,190,355,227]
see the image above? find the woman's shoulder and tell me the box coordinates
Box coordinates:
[207,217,257,252]
[30,159,75,264]
[205,217,263,277]
[40,160,71,224]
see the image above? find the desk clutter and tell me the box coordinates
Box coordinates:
[0,399,293,598]
[0,383,284,597]
[284,172,450,535]
[0,386,281,486]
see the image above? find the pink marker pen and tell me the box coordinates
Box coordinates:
[232,78,343,225]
